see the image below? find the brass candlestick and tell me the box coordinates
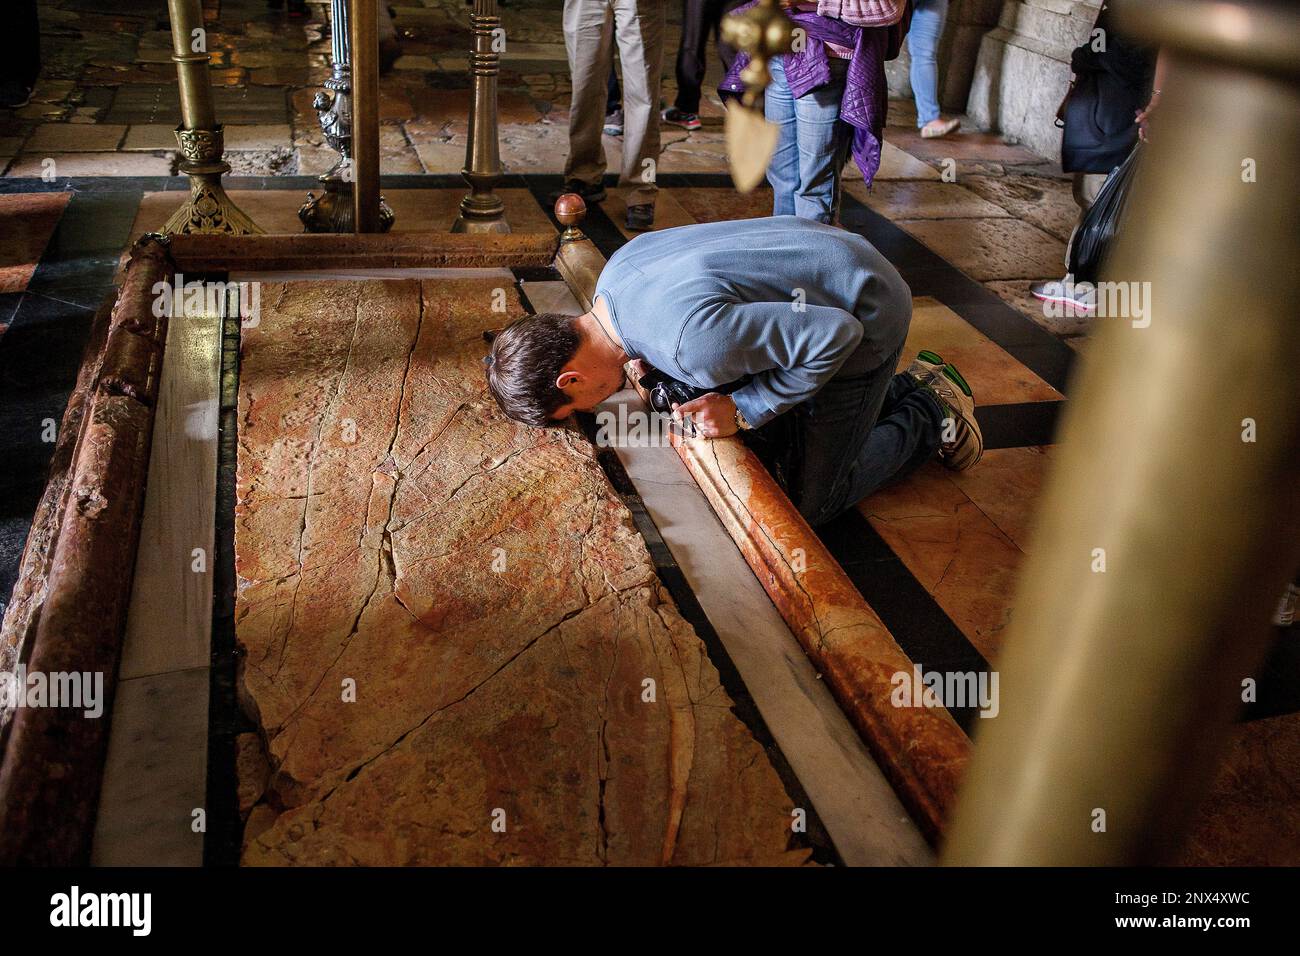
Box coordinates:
[162,0,261,235]
[452,0,509,233]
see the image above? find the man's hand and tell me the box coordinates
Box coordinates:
[673,392,738,439]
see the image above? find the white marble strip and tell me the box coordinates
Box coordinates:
[93,296,223,866]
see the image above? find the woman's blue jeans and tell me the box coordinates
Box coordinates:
[909,0,949,127]
[764,55,853,224]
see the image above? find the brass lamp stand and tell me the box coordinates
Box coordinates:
[299,0,394,232]
[162,0,261,235]
[452,0,509,233]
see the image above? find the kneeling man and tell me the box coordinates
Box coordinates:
[485,215,981,527]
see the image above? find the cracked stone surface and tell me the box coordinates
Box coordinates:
[234,278,808,866]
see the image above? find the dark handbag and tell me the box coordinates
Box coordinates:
[1069,144,1141,284]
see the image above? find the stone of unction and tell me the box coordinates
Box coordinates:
[235,278,807,866]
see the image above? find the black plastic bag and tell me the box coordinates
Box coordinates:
[1069,144,1142,285]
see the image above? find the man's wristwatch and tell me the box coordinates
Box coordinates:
[734,406,753,431]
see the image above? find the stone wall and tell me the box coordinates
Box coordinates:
[886,0,1005,117]
[965,0,1101,158]
[886,0,1100,159]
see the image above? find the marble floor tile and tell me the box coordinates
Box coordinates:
[963,174,1080,244]
[860,462,1022,663]
[604,186,697,240]
[5,152,173,178]
[893,218,1067,282]
[1181,712,1300,865]
[857,180,1011,221]
[899,297,1065,405]
[25,122,127,152]
[866,141,942,182]
[668,186,774,224]
[948,446,1058,554]
[0,193,71,293]
[887,128,1044,166]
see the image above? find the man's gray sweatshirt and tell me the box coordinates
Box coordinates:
[593,215,912,429]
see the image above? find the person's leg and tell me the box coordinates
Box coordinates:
[791,57,849,223]
[828,117,854,226]
[715,0,745,74]
[0,0,40,102]
[1063,171,1108,270]
[764,56,798,217]
[673,0,707,115]
[613,0,666,210]
[606,60,622,114]
[909,0,947,128]
[563,0,616,187]
[781,347,945,528]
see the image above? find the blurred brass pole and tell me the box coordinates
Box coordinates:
[162,0,260,235]
[944,0,1300,866]
[350,0,382,233]
[452,0,508,233]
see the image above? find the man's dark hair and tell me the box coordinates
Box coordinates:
[485,312,581,427]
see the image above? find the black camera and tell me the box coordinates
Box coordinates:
[637,367,712,415]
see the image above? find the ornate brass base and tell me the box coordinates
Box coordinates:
[299,160,395,233]
[163,126,262,236]
[451,170,510,234]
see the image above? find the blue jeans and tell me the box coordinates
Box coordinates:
[755,345,945,527]
[909,0,949,127]
[765,55,853,224]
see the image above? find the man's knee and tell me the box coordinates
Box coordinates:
[793,484,840,529]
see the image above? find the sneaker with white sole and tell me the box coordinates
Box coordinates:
[1030,277,1096,314]
[662,106,702,131]
[905,350,983,470]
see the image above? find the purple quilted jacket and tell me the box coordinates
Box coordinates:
[720,1,912,187]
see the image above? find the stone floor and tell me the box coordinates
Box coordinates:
[2,0,1084,347]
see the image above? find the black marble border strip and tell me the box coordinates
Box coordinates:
[206,281,250,867]
[977,401,1063,450]
[509,264,563,284]
[817,509,990,734]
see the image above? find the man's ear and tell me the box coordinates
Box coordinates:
[555,369,580,391]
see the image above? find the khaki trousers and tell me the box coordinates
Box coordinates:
[563,0,665,208]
